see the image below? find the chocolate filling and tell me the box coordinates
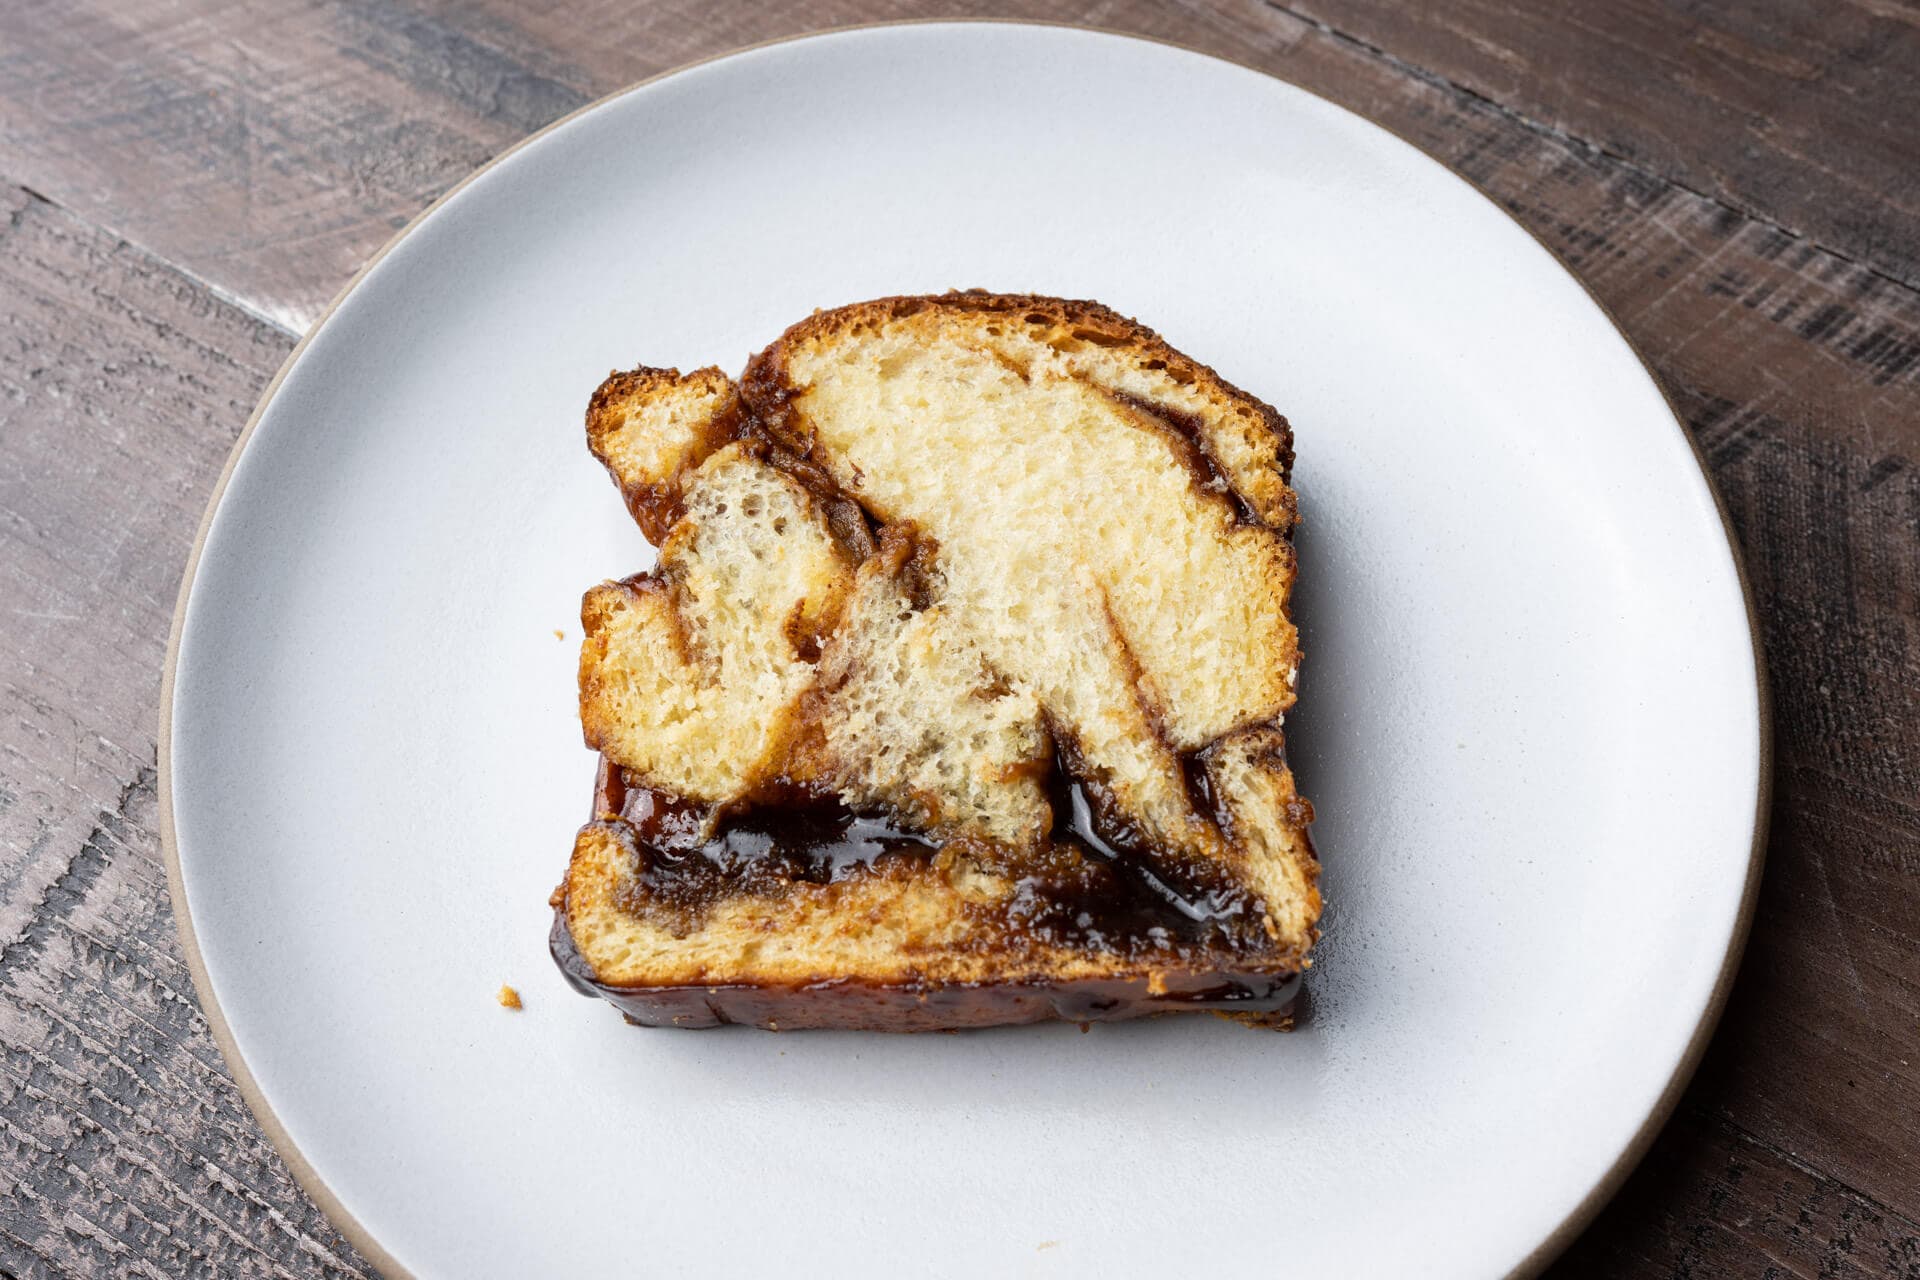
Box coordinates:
[588,750,1261,960]
[1106,390,1263,526]
[552,755,1303,1030]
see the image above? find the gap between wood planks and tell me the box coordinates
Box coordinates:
[0,768,154,977]
[1263,0,1920,299]
[8,186,301,341]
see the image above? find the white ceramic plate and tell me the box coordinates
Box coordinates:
[164,23,1766,1279]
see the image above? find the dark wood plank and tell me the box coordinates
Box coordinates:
[1557,1105,1920,1279]
[1285,0,1920,290]
[0,186,372,1278]
[0,4,1914,1277]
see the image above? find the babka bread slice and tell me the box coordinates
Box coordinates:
[552,292,1318,1030]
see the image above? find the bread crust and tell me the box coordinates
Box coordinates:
[551,913,1299,1031]
[558,292,1318,1031]
[741,290,1298,530]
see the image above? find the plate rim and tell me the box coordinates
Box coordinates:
[156,19,1774,1279]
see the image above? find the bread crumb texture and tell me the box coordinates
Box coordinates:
[568,293,1317,991]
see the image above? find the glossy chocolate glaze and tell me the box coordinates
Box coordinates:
[1022,760,1261,953]
[554,757,1301,1031]
[609,771,942,925]
[597,755,1261,957]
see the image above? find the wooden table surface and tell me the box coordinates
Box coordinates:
[1,2,1915,1276]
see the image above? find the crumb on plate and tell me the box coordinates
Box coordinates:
[497,984,522,1010]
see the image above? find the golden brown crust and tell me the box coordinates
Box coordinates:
[742,290,1298,527]
[586,365,741,543]
[551,910,1300,1032]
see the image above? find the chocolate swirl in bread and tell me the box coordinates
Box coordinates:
[553,292,1317,1030]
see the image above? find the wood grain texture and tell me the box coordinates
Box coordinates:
[1559,1106,1920,1279]
[11,0,1916,329]
[0,188,370,1277]
[0,2,1914,1277]
[1289,0,1920,291]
